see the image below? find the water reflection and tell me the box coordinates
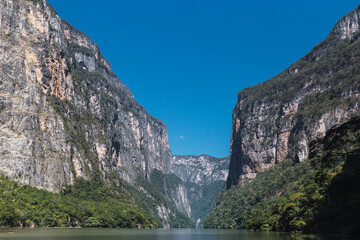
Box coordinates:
[0,228,350,240]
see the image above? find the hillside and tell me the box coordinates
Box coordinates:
[227,5,360,187]
[205,116,360,236]
[0,0,192,227]
[205,4,360,236]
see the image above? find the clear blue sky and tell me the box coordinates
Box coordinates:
[48,0,359,157]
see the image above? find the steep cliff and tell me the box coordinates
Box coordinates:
[150,169,191,218]
[172,155,229,185]
[205,116,360,236]
[227,5,360,188]
[172,155,229,227]
[0,0,191,227]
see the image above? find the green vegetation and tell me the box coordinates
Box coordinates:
[204,117,360,236]
[187,181,225,225]
[149,170,195,228]
[149,168,224,227]
[47,96,102,178]
[204,159,312,229]
[238,35,360,108]
[0,167,194,229]
[0,177,159,228]
[40,25,193,229]
[233,26,360,163]
[0,165,194,229]
[150,169,183,196]
[69,44,94,57]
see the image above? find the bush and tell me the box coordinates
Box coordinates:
[0,177,159,228]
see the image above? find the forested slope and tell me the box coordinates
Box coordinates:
[205,117,360,236]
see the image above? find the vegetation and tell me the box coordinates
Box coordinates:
[150,169,183,196]
[149,170,195,228]
[204,117,360,236]
[232,24,360,164]
[204,159,312,229]
[0,177,159,228]
[238,35,360,109]
[0,169,194,229]
[69,43,94,57]
[186,181,225,226]
[47,96,102,178]
[31,21,193,229]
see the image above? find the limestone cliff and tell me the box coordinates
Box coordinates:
[227,5,360,188]
[149,169,191,218]
[0,0,192,226]
[172,155,229,186]
[172,155,229,227]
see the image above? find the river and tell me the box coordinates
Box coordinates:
[0,228,348,240]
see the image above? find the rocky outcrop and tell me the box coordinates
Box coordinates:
[227,5,360,188]
[171,182,191,217]
[172,155,229,185]
[0,0,192,226]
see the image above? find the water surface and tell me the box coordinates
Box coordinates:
[0,228,346,240]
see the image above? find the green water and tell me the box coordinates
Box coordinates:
[0,228,345,240]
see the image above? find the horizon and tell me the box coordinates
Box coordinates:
[48,0,359,157]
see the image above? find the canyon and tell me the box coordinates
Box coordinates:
[0,0,229,228]
[171,155,229,226]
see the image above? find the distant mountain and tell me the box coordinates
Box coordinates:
[172,155,229,227]
[172,155,229,185]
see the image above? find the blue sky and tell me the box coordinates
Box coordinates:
[48,0,359,157]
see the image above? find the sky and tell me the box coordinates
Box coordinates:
[47,0,359,158]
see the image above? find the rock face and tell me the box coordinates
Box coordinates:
[172,155,229,185]
[171,182,191,217]
[172,155,229,227]
[149,169,192,218]
[0,0,171,191]
[227,5,360,188]
[0,0,192,226]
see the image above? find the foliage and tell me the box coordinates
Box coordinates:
[150,169,182,196]
[47,96,102,178]
[148,170,195,228]
[245,117,360,235]
[204,117,360,236]
[237,36,360,109]
[0,177,159,228]
[186,181,225,226]
[204,159,312,229]
[232,25,360,165]
[35,20,193,230]
[69,43,94,57]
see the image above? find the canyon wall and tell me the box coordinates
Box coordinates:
[227,5,360,188]
[0,0,192,226]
